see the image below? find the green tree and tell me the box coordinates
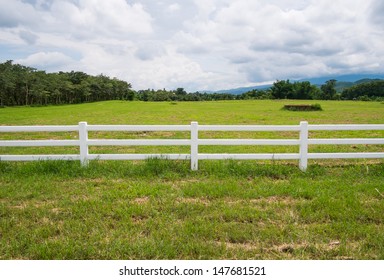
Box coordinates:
[342,80,384,100]
[0,60,15,106]
[320,79,337,100]
[291,81,319,100]
[270,80,293,99]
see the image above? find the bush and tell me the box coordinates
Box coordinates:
[282,104,323,111]
[357,95,372,101]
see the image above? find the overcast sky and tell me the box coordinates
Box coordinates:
[1,0,383,91]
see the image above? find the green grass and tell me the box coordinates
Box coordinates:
[1,160,383,259]
[0,100,383,125]
[0,100,384,259]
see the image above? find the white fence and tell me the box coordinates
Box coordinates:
[1,121,384,171]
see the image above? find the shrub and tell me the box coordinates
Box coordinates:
[282,104,323,111]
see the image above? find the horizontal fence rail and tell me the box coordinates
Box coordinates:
[1,121,384,171]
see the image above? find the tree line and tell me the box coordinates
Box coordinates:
[0,60,134,107]
[267,79,384,101]
[137,79,384,102]
[341,80,384,101]
[136,88,237,102]
[1,60,383,107]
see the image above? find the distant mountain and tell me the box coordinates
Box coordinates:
[301,73,384,85]
[335,78,384,92]
[355,78,383,84]
[302,74,384,92]
[205,73,384,95]
[213,84,272,95]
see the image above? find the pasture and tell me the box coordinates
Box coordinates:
[0,100,383,259]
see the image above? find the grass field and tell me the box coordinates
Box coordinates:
[1,99,384,125]
[0,100,384,259]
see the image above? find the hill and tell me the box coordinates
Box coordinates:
[335,78,384,92]
[206,84,271,95]
[207,73,384,94]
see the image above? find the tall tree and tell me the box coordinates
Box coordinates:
[320,79,337,100]
[270,80,293,99]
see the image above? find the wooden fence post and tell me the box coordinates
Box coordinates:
[191,121,198,171]
[79,122,89,167]
[299,121,308,171]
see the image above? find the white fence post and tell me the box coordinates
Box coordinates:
[299,121,309,171]
[191,121,199,171]
[79,122,89,167]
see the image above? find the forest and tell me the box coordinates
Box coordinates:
[0,60,134,106]
[1,60,383,106]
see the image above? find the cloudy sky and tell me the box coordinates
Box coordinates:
[1,0,383,91]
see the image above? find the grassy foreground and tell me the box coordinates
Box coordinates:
[1,159,383,260]
[0,100,384,259]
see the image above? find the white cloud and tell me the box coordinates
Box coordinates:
[370,0,384,25]
[48,0,153,40]
[15,51,76,71]
[134,42,166,61]
[168,3,181,12]
[0,0,39,27]
[1,0,384,91]
[19,30,39,44]
[177,0,384,83]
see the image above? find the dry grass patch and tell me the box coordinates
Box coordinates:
[213,241,260,251]
[133,197,150,205]
[176,197,211,206]
[250,196,307,204]
[8,204,27,210]
[222,196,307,206]
[131,215,148,224]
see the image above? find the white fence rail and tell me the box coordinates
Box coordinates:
[1,121,384,171]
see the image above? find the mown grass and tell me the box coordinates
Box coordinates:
[1,159,383,260]
[0,100,384,259]
[1,100,384,125]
